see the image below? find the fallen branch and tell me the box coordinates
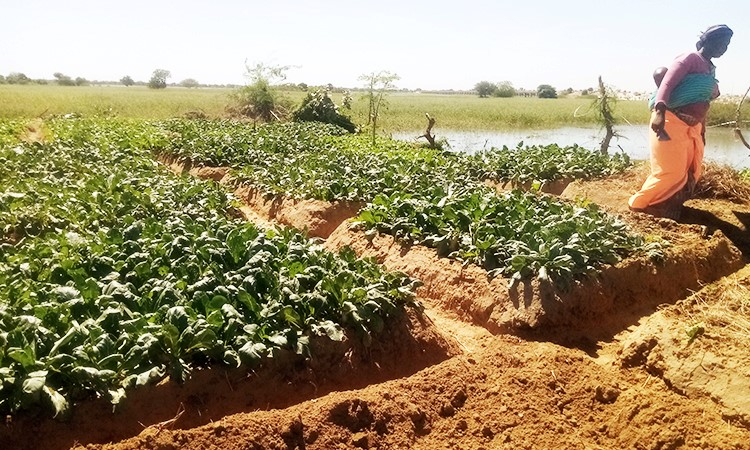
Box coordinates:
[707,120,750,128]
[139,402,186,436]
[735,85,750,150]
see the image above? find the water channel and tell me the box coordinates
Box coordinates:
[394,125,750,169]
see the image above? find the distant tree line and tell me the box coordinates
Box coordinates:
[0,69,225,89]
[473,80,565,99]
[53,73,89,86]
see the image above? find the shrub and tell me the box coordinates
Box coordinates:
[537,84,557,99]
[292,88,357,133]
[227,63,291,122]
[494,81,516,98]
[474,81,497,98]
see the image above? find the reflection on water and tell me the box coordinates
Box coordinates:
[393,125,750,169]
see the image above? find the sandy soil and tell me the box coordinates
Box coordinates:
[4,163,749,450]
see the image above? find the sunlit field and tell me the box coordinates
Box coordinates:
[1,83,742,132]
[353,93,649,131]
[0,84,233,119]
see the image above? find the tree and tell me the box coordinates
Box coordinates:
[75,77,88,86]
[180,78,199,88]
[228,62,291,121]
[148,69,171,89]
[537,84,557,99]
[0,75,5,84]
[494,81,516,98]
[120,75,135,87]
[474,81,497,98]
[359,70,400,145]
[53,72,75,86]
[594,76,618,155]
[6,72,31,84]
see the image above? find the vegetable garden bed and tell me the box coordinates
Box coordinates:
[153,119,744,336]
[0,308,457,450]
[323,220,742,335]
[0,118,449,428]
[159,153,362,239]
[167,150,743,337]
[5,117,750,449]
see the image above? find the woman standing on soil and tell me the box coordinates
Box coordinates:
[629,24,733,219]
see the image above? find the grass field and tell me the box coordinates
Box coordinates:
[1,84,743,132]
[0,84,234,119]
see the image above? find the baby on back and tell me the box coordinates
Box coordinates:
[653,67,667,87]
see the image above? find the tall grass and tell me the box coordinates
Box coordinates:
[345,93,650,131]
[1,84,745,132]
[0,84,232,119]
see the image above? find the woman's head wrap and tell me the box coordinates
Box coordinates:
[696,24,733,50]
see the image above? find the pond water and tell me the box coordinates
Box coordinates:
[393,125,750,169]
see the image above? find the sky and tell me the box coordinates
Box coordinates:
[2,0,749,95]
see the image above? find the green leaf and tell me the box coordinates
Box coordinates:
[281,306,302,329]
[132,366,165,388]
[21,371,47,406]
[267,333,288,347]
[8,347,36,368]
[222,349,241,368]
[48,325,80,357]
[43,385,70,418]
[206,310,225,328]
[312,320,345,341]
[53,286,81,301]
[183,328,218,352]
[238,341,266,367]
[108,387,127,408]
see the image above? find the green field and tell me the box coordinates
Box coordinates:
[0,84,234,119]
[0,84,652,131]
[360,93,650,131]
[1,84,743,132]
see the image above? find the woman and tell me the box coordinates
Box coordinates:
[629,24,733,219]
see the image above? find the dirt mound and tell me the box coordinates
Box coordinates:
[563,164,750,257]
[619,265,750,427]
[73,324,750,450]
[2,310,457,450]
[159,155,362,238]
[232,184,362,239]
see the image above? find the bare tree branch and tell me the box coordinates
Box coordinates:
[418,113,437,148]
[734,85,750,151]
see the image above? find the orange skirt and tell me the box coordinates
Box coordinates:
[629,110,704,209]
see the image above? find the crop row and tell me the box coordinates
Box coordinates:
[156,119,653,282]
[158,119,632,201]
[0,119,418,417]
[354,188,657,285]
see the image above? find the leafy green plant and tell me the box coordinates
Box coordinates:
[471,143,632,185]
[0,118,420,417]
[353,186,656,286]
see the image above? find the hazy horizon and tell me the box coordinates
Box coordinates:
[2,0,748,95]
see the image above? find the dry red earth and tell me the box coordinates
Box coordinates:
[4,163,750,450]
